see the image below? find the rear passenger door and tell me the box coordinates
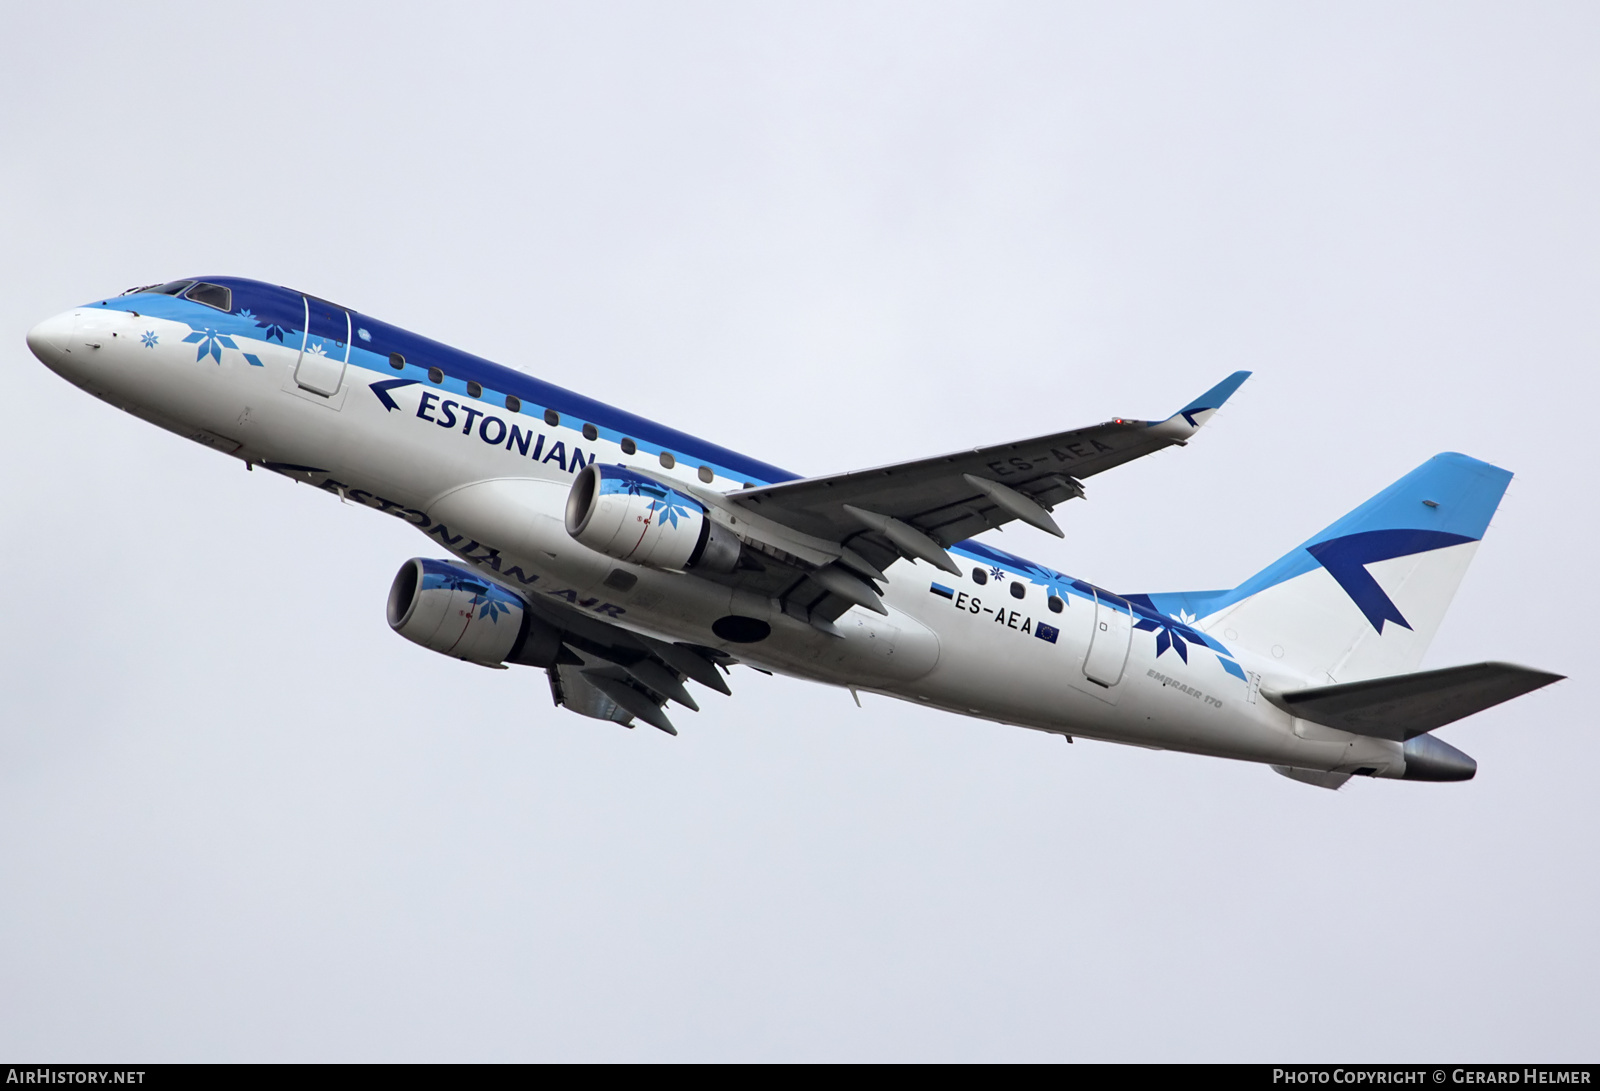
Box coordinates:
[294,295,350,397]
[1083,589,1133,688]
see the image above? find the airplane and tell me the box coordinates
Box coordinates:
[25,276,1564,789]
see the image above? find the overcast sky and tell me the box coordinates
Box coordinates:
[2,1,1595,1061]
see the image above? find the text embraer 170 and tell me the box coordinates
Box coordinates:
[27,278,1564,788]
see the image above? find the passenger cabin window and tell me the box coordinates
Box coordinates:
[389,352,405,370]
[466,381,483,399]
[184,282,232,311]
[428,367,443,384]
[972,568,988,585]
[659,452,675,469]
[698,465,714,483]
[544,409,560,426]
[1010,582,1025,600]
[582,423,598,441]
[620,438,636,455]
[1048,596,1064,614]
[150,280,196,296]
[505,394,521,413]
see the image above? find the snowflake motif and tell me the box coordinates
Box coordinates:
[240,309,291,342]
[181,327,238,364]
[1038,574,1077,603]
[468,590,513,623]
[989,565,1006,582]
[1133,612,1207,664]
[983,553,1074,602]
[623,480,644,497]
[140,331,158,348]
[650,496,695,529]
[305,341,328,357]
[431,573,514,624]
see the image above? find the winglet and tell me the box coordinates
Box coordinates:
[1149,370,1251,439]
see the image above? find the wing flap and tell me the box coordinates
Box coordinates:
[1269,662,1563,741]
[514,586,735,732]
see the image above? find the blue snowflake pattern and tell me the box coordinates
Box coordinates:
[1133,610,1206,663]
[989,565,1006,582]
[181,327,238,364]
[986,554,1074,602]
[239,309,291,342]
[434,574,510,623]
[467,589,513,623]
[140,330,158,348]
[650,495,695,529]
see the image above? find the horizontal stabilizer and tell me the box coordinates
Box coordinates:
[1270,662,1563,741]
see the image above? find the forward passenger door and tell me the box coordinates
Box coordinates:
[294,295,351,397]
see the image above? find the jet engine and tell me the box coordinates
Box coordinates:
[565,463,739,573]
[386,558,564,667]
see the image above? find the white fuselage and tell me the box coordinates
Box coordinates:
[30,297,1406,778]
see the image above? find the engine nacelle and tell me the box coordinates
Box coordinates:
[565,464,739,573]
[386,558,564,667]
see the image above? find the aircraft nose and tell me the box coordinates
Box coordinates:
[26,311,76,366]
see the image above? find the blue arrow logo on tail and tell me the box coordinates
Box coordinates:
[371,378,417,412]
[1306,529,1476,633]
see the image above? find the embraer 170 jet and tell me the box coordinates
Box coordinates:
[27,277,1563,788]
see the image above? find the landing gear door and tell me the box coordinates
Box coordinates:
[1083,590,1133,687]
[294,295,351,397]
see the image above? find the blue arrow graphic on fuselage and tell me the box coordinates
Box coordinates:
[371,378,417,412]
[1306,529,1475,633]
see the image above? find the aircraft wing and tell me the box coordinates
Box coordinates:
[513,583,737,736]
[728,371,1251,579]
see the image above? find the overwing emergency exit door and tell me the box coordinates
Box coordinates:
[294,294,351,397]
[1083,590,1133,687]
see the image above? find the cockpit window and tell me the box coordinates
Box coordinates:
[184,282,232,311]
[149,280,196,296]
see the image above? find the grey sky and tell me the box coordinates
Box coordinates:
[1,2,1594,1060]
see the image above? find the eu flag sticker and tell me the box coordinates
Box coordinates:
[1035,622,1059,644]
[930,582,955,599]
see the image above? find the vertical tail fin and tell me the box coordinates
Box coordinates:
[1197,453,1513,683]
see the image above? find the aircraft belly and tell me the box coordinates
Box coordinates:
[891,585,1118,733]
[740,604,941,687]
